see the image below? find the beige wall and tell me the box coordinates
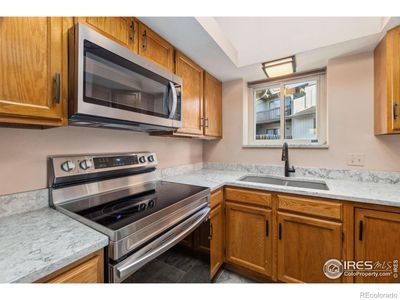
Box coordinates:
[2,51,400,197]
[0,126,202,195]
[204,52,400,172]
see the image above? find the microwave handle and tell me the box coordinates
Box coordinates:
[168,82,178,119]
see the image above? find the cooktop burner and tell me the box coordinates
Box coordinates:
[66,181,207,231]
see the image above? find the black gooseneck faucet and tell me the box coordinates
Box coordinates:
[281,142,295,177]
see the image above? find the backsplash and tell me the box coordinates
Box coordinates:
[0,163,205,218]
[203,162,400,184]
[2,162,400,218]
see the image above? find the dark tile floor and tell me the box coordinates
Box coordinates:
[123,247,255,283]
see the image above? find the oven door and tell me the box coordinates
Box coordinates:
[109,206,210,283]
[71,23,182,129]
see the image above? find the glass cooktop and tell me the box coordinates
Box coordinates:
[65,181,207,231]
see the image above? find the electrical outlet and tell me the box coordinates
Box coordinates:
[347,153,365,167]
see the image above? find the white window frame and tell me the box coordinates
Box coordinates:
[245,72,327,147]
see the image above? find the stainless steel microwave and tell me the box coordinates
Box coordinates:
[68,23,182,132]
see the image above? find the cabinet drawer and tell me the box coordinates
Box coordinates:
[40,250,104,283]
[278,194,342,220]
[225,187,272,208]
[210,189,223,209]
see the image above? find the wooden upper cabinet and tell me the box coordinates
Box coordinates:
[76,17,138,53]
[226,202,272,277]
[138,22,174,72]
[204,72,222,137]
[0,17,68,126]
[175,51,204,135]
[210,204,224,279]
[374,25,400,134]
[277,212,343,283]
[355,208,400,283]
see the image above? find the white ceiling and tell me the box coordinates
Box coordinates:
[139,17,400,82]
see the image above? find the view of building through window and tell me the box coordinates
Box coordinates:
[255,80,317,142]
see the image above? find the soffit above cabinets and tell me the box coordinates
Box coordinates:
[138,17,400,82]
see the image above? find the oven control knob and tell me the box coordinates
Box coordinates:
[80,159,93,170]
[139,156,146,164]
[61,161,75,172]
[147,155,155,163]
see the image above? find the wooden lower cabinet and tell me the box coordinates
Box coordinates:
[277,212,343,283]
[195,220,211,253]
[220,187,400,283]
[226,201,272,277]
[39,249,104,283]
[210,204,224,278]
[355,208,400,283]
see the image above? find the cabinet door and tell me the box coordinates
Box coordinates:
[226,202,272,276]
[210,204,224,279]
[180,232,194,248]
[195,219,211,254]
[0,17,66,126]
[138,22,174,71]
[389,26,400,130]
[76,17,137,53]
[175,51,204,135]
[40,249,104,283]
[204,72,222,137]
[277,212,343,283]
[355,208,400,283]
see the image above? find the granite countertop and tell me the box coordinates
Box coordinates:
[0,208,109,283]
[164,169,400,207]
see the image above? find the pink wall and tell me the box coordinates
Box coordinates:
[0,126,202,195]
[204,52,400,172]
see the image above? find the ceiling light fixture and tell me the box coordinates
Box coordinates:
[262,56,296,78]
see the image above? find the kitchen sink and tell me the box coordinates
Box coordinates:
[239,175,286,186]
[239,175,329,191]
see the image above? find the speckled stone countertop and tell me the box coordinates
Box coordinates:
[164,169,400,208]
[0,208,109,283]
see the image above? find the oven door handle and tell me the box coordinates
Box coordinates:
[168,82,178,119]
[115,206,210,281]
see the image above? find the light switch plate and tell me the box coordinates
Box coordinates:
[347,153,365,167]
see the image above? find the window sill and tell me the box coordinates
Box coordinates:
[242,144,329,149]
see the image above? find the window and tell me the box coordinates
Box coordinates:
[247,72,326,146]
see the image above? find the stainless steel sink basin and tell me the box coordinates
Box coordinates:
[285,180,329,190]
[239,175,329,191]
[239,175,286,186]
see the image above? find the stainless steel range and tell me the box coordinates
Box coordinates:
[48,152,210,283]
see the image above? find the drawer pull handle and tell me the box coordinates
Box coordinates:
[130,21,135,43]
[54,72,60,104]
[278,223,282,240]
[359,220,363,241]
[266,220,269,237]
